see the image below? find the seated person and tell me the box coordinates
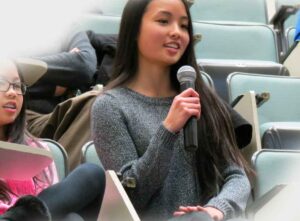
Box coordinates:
[0,58,105,221]
[86,31,118,86]
[91,0,251,221]
[25,31,118,169]
[27,31,97,114]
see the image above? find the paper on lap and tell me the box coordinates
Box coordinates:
[0,141,53,180]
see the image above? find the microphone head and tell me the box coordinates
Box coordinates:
[177,65,197,83]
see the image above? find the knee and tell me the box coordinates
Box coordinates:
[78,163,106,190]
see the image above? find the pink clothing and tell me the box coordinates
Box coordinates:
[0,139,59,214]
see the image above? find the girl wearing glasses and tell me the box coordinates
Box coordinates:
[0,59,105,221]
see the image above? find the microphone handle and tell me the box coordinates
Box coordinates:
[184,116,198,151]
[180,82,198,151]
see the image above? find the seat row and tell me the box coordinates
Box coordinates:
[48,70,300,197]
[74,12,289,60]
[46,135,300,221]
[83,0,300,55]
[74,13,296,100]
[89,0,299,26]
[80,140,300,220]
[46,67,300,219]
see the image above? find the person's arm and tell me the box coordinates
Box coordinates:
[204,164,251,220]
[32,31,97,91]
[86,31,118,85]
[92,88,200,210]
[91,94,179,211]
[173,164,250,220]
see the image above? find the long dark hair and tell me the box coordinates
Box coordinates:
[107,0,249,202]
[0,180,12,203]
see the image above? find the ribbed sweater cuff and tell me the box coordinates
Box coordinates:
[205,198,232,219]
[156,124,179,150]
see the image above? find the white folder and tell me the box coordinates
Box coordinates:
[98,170,141,221]
[0,141,53,180]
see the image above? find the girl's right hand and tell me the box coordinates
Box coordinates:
[163,88,201,133]
[173,206,224,221]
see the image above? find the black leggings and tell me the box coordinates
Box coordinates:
[38,163,105,221]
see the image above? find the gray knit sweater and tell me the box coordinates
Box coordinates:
[91,87,251,221]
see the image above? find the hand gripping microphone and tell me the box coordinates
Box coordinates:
[177,65,198,151]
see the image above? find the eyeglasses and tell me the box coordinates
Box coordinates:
[0,79,27,95]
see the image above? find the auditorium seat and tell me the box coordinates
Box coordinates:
[198,59,289,101]
[193,22,279,61]
[190,0,268,24]
[42,138,69,180]
[227,72,300,139]
[245,149,300,221]
[270,1,300,60]
[200,70,214,88]
[251,149,300,199]
[283,39,299,76]
[262,124,300,149]
[193,22,284,101]
[282,13,299,76]
[81,141,103,167]
[286,27,296,47]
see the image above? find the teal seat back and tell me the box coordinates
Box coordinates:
[41,138,68,181]
[74,14,121,34]
[285,13,298,30]
[190,0,268,24]
[252,149,300,199]
[193,22,279,62]
[82,141,103,167]
[283,8,299,33]
[200,71,214,88]
[227,73,300,135]
[287,27,296,48]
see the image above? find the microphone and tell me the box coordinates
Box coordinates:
[177,65,198,151]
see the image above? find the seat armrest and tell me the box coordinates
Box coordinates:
[270,5,299,28]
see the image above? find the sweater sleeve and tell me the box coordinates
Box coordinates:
[91,94,179,210]
[31,31,97,91]
[204,164,251,219]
